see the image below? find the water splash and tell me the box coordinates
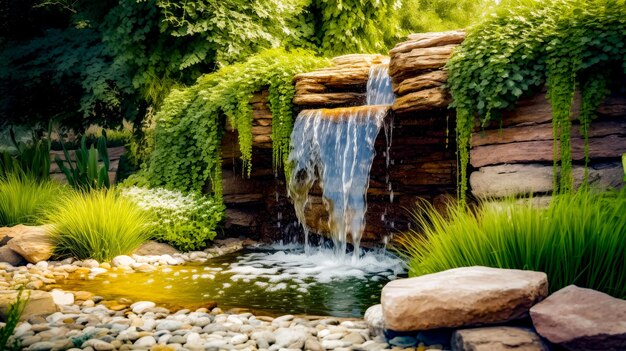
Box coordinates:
[366,64,395,105]
[288,106,389,258]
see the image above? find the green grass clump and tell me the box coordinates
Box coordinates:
[398,189,626,298]
[0,175,64,226]
[47,190,152,262]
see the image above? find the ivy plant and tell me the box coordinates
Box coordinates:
[447,0,626,201]
[145,48,329,197]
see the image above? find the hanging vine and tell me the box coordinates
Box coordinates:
[144,48,329,197]
[447,0,626,202]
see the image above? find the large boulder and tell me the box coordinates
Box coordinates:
[381,266,548,331]
[0,246,27,266]
[133,241,179,256]
[0,290,58,322]
[452,327,550,351]
[5,225,53,263]
[530,285,626,350]
[364,304,384,337]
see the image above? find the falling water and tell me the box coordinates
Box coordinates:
[288,106,388,258]
[366,64,395,105]
[287,63,395,258]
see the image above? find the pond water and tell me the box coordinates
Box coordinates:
[55,244,406,318]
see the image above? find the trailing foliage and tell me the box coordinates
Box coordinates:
[54,132,111,190]
[398,189,626,298]
[394,0,490,35]
[0,288,29,351]
[47,189,152,261]
[0,175,65,226]
[145,48,328,194]
[120,186,223,251]
[447,0,626,201]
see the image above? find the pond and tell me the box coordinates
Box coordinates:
[54,244,406,318]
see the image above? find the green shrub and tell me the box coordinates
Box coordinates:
[120,186,223,252]
[47,190,152,261]
[398,189,626,298]
[0,288,29,351]
[0,175,65,226]
[0,127,51,181]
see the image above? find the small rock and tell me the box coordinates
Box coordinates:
[305,338,325,351]
[275,327,308,348]
[112,255,135,268]
[50,290,74,306]
[156,320,183,331]
[251,330,275,348]
[133,241,179,256]
[321,339,348,349]
[230,333,248,345]
[131,301,156,314]
[452,326,549,351]
[389,336,418,348]
[133,336,157,348]
[364,304,384,337]
[343,332,366,345]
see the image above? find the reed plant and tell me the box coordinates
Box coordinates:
[46,189,152,261]
[397,189,626,298]
[0,175,65,226]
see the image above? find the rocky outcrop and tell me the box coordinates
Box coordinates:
[451,327,550,351]
[293,54,387,107]
[469,92,626,198]
[381,266,548,331]
[530,285,626,351]
[133,241,179,256]
[3,225,54,263]
[389,31,464,114]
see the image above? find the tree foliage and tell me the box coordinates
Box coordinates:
[447,0,626,201]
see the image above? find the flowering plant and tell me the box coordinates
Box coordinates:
[121,186,223,251]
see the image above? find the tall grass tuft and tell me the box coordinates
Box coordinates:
[46,190,152,262]
[397,189,626,298]
[0,175,65,226]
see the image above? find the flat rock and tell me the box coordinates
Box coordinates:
[0,290,58,321]
[452,326,550,351]
[133,241,179,256]
[381,266,548,331]
[5,225,53,263]
[470,163,624,198]
[530,285,626,350]
[392,86,450,114]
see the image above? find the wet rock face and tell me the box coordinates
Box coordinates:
[381,266,548,332]
[530,285,626,351]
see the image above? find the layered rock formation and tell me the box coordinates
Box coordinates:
[470,92,626,198]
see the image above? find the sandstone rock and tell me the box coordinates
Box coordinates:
[50,290,74,306]
[393,70,448,95]
[293,92,366,107]
[390,31,466,56]
[530,285,626,350]
[0,290,58,321]
[0,246,27,266]
[452,326,549,351]
[470,163,624,198]
[364,304,384,337]
[381,266,548,331]
[6,225,53,263]
[392,86,450,114]
[389,45,457,81]
[470,134,626,168]
[133,241,179,256]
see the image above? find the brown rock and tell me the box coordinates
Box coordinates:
[530,285,626,351]
[0,246,27,266]
[393,70,448,95]
[452,327,550,351]
[293,92,366,107]
[390,31,466,56]
[0,290,58,322]
[389,45,457,81]
[133,241,179,256]
[381,266,548,331]
[470,163,624,198]
[392,86,450,114]
[6,225,53,263]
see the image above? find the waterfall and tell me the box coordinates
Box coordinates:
[287,63,394,258]
[366,64,395,105]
